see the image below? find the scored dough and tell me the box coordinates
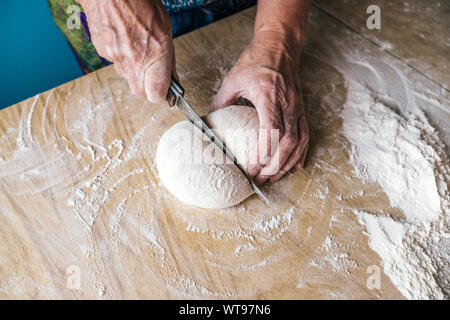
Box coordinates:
[156,105,259,209]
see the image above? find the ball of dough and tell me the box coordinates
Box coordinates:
[156,105,259,209]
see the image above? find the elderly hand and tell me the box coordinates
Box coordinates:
[211,30,309,185]
[78,0,176,102]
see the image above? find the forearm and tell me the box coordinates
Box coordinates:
[255,0,310,52]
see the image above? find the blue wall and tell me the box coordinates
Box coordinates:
[0,0,83,109]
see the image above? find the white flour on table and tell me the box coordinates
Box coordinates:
[339,76,449,299]
[305,38,450,299]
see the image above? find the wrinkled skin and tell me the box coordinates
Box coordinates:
[211,30,309,185]
[78,0,177,102]
[78,0,310,184]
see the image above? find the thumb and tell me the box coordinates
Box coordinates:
[144,53,172,104]
[211,77,240,112]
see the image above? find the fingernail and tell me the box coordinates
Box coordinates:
[147,94,162,104]
[254,175,268,186]
[260,166,277,176]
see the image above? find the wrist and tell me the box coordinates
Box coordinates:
[255,20,306,47]
[252,28,303,62]
[254,0,310,59]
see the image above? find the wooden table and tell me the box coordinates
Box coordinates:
[0,2,448,299]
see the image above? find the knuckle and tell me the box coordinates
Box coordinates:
[96,47,110,60]
[238,50,252,64]
[258,75,277,91]
[151,34,172,54]
[260,68,286,89]
[283,132,298,148]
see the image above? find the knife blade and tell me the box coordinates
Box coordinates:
[166,77,269,204]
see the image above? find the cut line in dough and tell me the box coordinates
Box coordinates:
[156,105,259,209]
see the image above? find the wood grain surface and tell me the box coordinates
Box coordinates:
[314,0,450,89]
[0,3,448,299]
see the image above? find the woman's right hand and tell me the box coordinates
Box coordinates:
[78,0,176,102]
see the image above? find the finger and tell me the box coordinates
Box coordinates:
[251,129,273,185]
[255,106,299,184]
[115,62,142,96]
[247,128,266,182]
[122,43,146,96]
[91,32,115,62]
[270,116,309,182]
[254,131,297,185]
[269,144,302,183]
[144,51,172,103]
[211,76,241,112]
[247,96,284,183]
[128,66,146,96]
[129,36,174,98]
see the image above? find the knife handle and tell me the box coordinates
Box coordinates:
[166,77,184,107]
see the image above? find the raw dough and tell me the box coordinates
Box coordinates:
[156,105,259,209]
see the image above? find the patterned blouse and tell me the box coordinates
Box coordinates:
[47,0,256,73]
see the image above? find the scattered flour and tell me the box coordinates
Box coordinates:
[309,235,358,275]
[315,186,329,200]
[342,80,449,299]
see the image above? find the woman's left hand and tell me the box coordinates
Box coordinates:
[211,30,310,185]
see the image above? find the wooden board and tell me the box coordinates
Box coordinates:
[314,0,450,89]
[0,4,448,299]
